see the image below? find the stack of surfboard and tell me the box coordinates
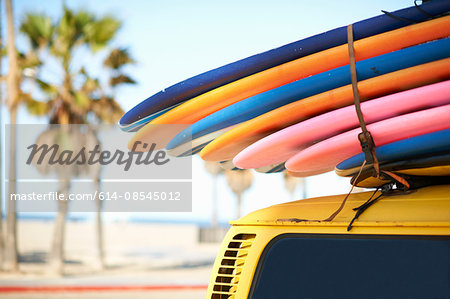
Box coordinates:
[121,0,450,188]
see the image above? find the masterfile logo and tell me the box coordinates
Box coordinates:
[5,124,193,212]
[26,141,170,171]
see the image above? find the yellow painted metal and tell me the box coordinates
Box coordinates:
[206,185,450,298]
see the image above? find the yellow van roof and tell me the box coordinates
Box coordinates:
[231,185,450,228]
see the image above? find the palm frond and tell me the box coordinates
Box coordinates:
[53,7,77,57]
[104,48,135,69]
[109,74,136,87]
[24,95,50,116]
[75,10,95,30]
[84,16,121,52]
[18,51,41,70]
[82,77,101,94]
[35,78,59,96]
[74,90,91,110]
[18,7,126,126]
[226,169,254,194]
[53,7,94,56]
[20,13,53,50]
[91,96,124,123]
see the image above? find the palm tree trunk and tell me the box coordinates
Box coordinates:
[4,0,20,272]
[236,192,242,219]
[299,178,307,199]
[5,108,18,271]
[49,180,70,275]
[0,0,5,269]
[211,174,218,228]
[94,178,105,270]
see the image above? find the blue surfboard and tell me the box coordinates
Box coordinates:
[344,153,450,180]
[336,129,450,172]
[119,0,450,132]
[348,152,450,188]
[119,103,182,132]
[166,37,450,156]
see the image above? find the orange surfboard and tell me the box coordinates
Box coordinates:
[129,16,450,151]
[200,58,450,161]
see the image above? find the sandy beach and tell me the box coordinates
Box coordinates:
[0,220,224,298]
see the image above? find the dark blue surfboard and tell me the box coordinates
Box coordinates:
[336,129,450,171]
[120,0,450,132]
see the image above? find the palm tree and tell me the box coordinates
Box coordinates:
[19,6,134,274]
[204,161,223,228]
[2,0,51,271]
[4,0,21,272]
[30,126,101,273]
[225,169,253,219]
[0,0,4,269]
[283,172,307,200]
[92,48,134,270]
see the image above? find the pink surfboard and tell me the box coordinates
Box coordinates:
[285,104,450,175]
[233,81,450,170]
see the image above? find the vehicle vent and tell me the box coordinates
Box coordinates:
[211,233,256,299]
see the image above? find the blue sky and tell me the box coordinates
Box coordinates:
[2,0,414,223]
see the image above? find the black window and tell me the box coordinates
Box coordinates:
[250,234,450,299]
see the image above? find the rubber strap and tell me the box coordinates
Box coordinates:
[414,0,435,18]
[347,24,365,131]
[324,26,379,222]
[325,24,415,223]
[347,24,380,176]
[381,10,418,24]
[381,170,411,190]
[347,190,383,231]
[381,0,437,25]
[323,160,367,222]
